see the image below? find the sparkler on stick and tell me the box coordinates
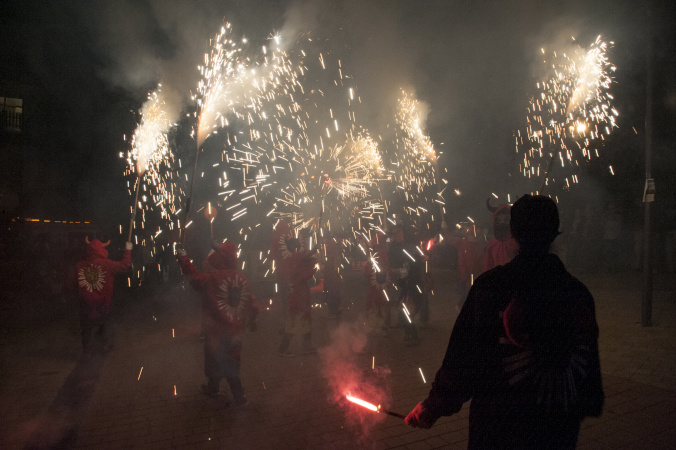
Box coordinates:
[128,177,141,242]
[180,143,201,244]
[394,90,445,224]
[345,394,405,419]
[127,88,172,242]
[182,23,248,243]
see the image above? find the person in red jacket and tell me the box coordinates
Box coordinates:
[278,237,317,357]
[443,222,485,312]
[484,199,518,272]
[178,242,258,406]
[73,237,132,356]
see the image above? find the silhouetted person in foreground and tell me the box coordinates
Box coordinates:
[406,195,604,449]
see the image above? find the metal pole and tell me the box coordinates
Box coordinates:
[128,175,141,242]
[180,142,201,244]
[642,15,654,327]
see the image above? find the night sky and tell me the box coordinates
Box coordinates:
[1,0,674,230]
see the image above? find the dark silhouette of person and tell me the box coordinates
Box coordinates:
[405,195,604,449]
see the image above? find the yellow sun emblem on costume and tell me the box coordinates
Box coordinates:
[217,274,250,321]
[78,264,106,292]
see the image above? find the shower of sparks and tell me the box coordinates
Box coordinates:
[391,89,445,223]
[129,88,173,175]
[516,35,617,189]
[123,21,454,283]
[122,87,181,280]
[177,22,399,248]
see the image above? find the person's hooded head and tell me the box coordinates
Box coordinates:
[487,198,512,241]
[85,237,110,260]
[206,242,238,270]
[510,195,560,256]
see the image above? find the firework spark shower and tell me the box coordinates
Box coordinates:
[515,35,618,191]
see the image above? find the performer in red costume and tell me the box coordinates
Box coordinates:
[443,222,485,312]
[270,219,294,311]
[278,237,318,357]
[178,242,258,406]
[72,237,132,356]
[484,199,518,272]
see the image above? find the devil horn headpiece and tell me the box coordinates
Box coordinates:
[486,198,498,213]
[84,236,110,247]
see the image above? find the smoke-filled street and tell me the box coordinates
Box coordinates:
[1,266,675,448]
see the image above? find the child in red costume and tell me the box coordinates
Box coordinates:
[278,238,317,357]
[178,242,258,406]
[72,238,132,356]
[484,200,518,272]
[443,222,485,312]
[270,219,295,319]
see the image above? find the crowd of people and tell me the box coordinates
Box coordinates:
[2,195,616,447]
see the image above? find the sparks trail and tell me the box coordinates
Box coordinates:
[388,89,450,226]
[122,87,181,279]
[515,35,618,192]
[179,24,392,246]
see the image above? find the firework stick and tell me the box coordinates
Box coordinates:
[539,150,558,194]
[433,159,445,227]
[128,175,142,242]
[380,409,406,420]
[180,142,201,244]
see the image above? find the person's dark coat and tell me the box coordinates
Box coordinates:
[423,253,603,449]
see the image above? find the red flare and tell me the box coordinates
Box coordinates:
[346,394,378,412]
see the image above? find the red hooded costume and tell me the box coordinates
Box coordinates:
[270,219,294,284]
[443,226,485,292]
[484,204,518,272]
[179,243,258,340]
[284,250,317,334]
[74,239,131,320]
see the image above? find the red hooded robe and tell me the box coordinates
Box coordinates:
[179,243,258,340]
[484,204,518,272]
[74,240,131,320]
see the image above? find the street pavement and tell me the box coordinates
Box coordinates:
[1,266,675,449]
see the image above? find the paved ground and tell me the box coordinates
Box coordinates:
[1,266,675,449]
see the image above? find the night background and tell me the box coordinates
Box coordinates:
[1,1,676,449]
[1,0,674,226]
